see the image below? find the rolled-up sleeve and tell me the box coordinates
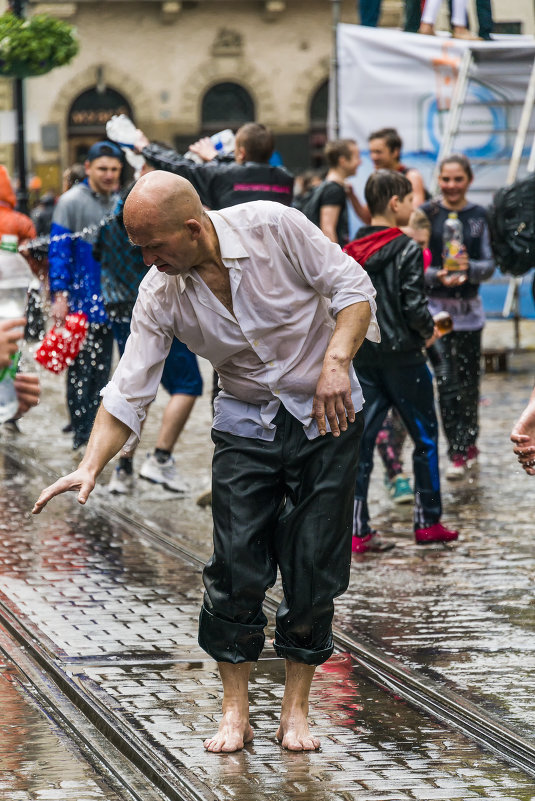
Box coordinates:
[279,208,380,343]
[100,278,174,447]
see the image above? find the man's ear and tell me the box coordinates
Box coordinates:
[235,145,247,164]
[84,160,91,176]
[185,218,202,239]
[389,195,399,213]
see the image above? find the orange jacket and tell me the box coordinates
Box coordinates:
[0,166,41,277]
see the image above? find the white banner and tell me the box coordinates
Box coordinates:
[334,25,535,205]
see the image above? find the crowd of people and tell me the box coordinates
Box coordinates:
[2,115,531,756]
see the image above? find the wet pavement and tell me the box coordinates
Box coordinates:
[1,319,535,798]
[0,648,130,801]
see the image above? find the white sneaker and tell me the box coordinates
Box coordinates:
[108,466,134,495]
[446,456,467,480]
[139,453,189,493]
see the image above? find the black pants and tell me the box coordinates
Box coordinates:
[433,329,481,460]
[354,361,441,534]
[199,406,363,666]
[67,323,114,448]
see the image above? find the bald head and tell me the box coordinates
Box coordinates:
[124,170,204,240]
[124,171,214,276]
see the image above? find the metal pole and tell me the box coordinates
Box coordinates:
[430,47,472,195]
[11,0,28,215]
[506,55,535,185]
[329,0,341,139]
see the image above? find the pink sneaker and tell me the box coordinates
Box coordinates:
[352,532,396,553]
[414,522,459,545]
[466,445,479,469]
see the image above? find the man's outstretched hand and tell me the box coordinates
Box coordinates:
[32,467,96,515]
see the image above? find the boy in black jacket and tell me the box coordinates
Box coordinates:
[344,170,459,553]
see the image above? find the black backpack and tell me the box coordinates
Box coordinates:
[300,181,328,227]
[488,172,535,276]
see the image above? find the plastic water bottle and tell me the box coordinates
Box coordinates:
[0,235,32,424]
[184,129,236,164]
[442,212,464,272]
[105,114,137,149]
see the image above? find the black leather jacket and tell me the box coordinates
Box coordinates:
[351,226,435,367]
[142,143,294,210]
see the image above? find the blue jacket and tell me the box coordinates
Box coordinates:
[48,180,117,324]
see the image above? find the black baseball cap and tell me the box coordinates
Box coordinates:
[86,141,124,163]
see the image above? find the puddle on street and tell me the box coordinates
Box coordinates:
[0,655,126,800]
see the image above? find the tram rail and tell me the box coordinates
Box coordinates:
[1,445,535,800]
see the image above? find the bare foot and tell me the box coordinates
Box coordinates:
[418,22,435,35]
[204,710,254,753]
[276,710,320,751]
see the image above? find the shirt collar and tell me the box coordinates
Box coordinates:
[207,210,249,260]
[176,210,249,294]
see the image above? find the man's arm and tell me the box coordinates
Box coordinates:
[319,205,341,243]
[32,406,131,514]
[399,241,435,339]
[347,186,372,224]
[134,131,213,207]
[311,301,371,437]
[511,385,535,475]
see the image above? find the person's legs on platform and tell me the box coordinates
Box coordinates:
[404,0,423,30]
[475,0,493,38]
[358,0,382,26]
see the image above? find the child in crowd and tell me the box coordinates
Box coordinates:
[405,208,432,271]
[375,208,434,507]
[421,154,494,480]
[344,169,459,553]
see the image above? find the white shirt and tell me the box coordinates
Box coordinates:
[101,201,379,444]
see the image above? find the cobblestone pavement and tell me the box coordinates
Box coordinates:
[1,462,535,799]
[1,320,535,798]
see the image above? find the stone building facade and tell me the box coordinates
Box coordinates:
[0,0,533,191]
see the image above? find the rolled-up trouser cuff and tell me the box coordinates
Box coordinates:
[273,636,334,666]
[198,604,266,663]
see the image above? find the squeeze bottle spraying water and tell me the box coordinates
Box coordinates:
[0,234,32,423]
[106,114,236,164]
[442,212,464,272]
[184,129,236,163]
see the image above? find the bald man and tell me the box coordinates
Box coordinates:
[33,172,379,754]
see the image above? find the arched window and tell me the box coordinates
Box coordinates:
[67,86,133,167]
[309,80,329,168]
[201,82,255,135]
[68,87,133,136]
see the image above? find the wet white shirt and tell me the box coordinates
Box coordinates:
[101,201,379,444]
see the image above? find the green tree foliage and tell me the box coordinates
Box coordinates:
[0,12,78,78]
